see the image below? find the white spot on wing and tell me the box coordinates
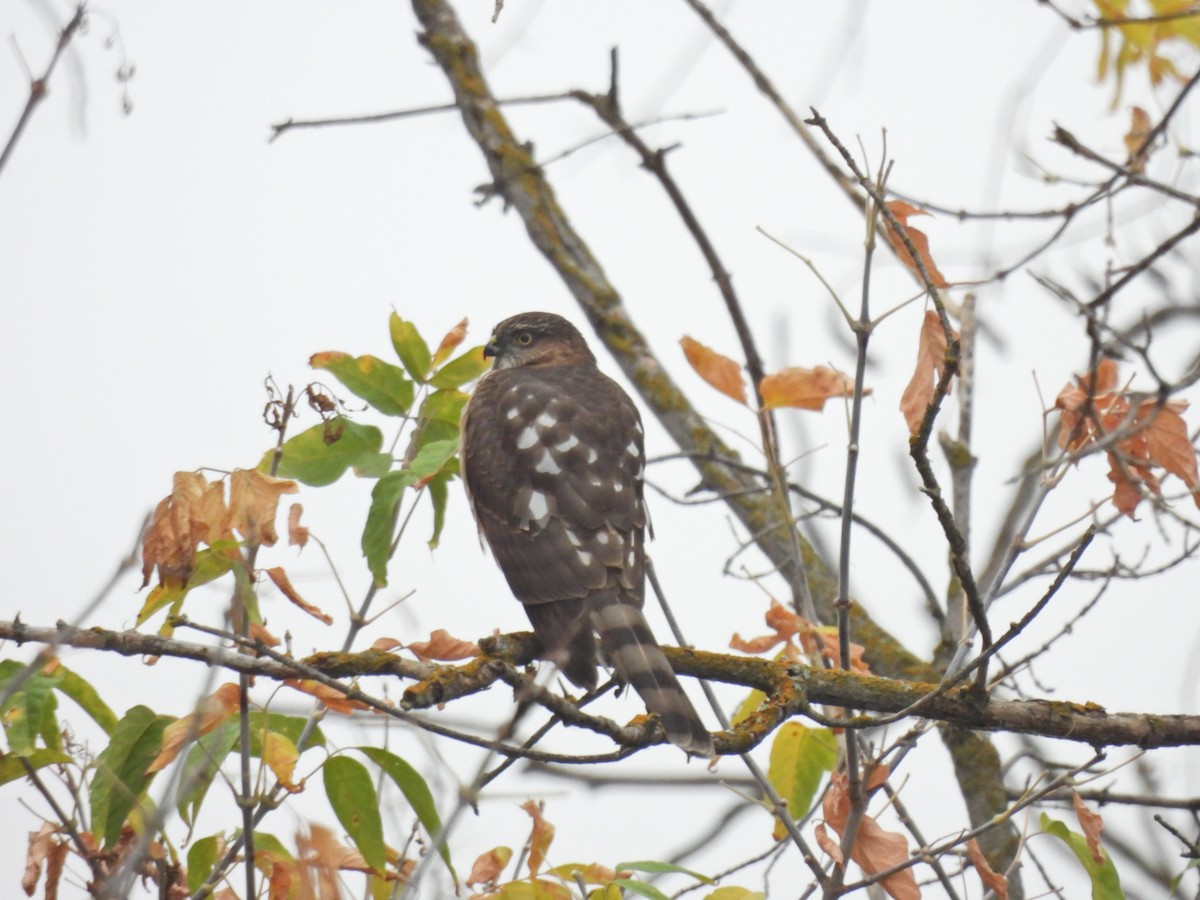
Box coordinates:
[517,427,539,450]
[505,407,520,420]
[555,435,579,453]
[626,441,641,458]
[526,491,550,522]
[626,549,636,567]
[536,411,557,429]
[585,447,598,464]
[566,530,583,547]
[596,532,609,545]
[614,483,623,493]
[533,450,561,474]
[577,551,594,566]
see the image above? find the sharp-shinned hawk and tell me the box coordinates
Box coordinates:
[461,312,713,756]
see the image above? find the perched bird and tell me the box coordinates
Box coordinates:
[460,312,713,755]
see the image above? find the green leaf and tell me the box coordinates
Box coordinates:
[362,470,419,586]
[419,389,469,426]
[89,705,173,847]
[427,467,452,549]
[357,746,456,882]
[187,834,222,894]
[429,346,489,389]
[136,547,235,626]
[362,438,459,584]
[311,352,415,416]
[0,663,59,756]
[177,720,239,826]
[390,313,432,381]
[323,755,386,873]
[766,723,837,837]
[0,748,71,786]
[1040,813,1125,900]
[612,881,671,900]
[261,417,388,487]
[53,665,118,735]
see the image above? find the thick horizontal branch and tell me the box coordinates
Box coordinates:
[4,619,1197,751]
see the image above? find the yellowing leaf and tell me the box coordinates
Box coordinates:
[766,723,837,840]
[883,200,949,290]
[263,730,301,792]
[1073,792,1106,865]
[1124,106,1153,170]
[432,318,469,368]
[899,309,957,435]
[760,366,858,411]
[680,336,746,404]
[229,469,298,547]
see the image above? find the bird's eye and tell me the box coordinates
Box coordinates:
[516,332,534,346]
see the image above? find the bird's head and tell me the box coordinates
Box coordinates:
[484,312,597,369]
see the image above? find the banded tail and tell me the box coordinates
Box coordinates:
[589,592,714,756]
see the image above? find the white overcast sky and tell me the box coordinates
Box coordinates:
[3,1,1199,896]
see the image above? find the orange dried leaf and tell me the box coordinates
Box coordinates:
[248,623,281,648]
[1124,106,1153,170]
[967,838,1008,899]
[883,200,949,289]
[822,771,919,900]
[287,503,309,548]
[265,567,333,625]
[760,366,859,411]
[432,318,469,368]
[803,626,871,675]
[680,336,747,404]
[229,469,298,547]
[1072,792,1106,865]
[1140,401,1200,505]
[284,679,369,716]
[147,683,241,773]
[520,800,555,878]
[814,822,844,865]
[467,846,512,886]
[729,633,785,654]
[406,629,480,662]
[900,310,957,435]
[370,637,404,652]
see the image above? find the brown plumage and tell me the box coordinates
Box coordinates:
[460,312,713,756]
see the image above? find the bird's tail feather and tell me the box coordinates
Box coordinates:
[589,593,714,756]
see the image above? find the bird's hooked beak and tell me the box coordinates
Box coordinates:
[483,335,500,359]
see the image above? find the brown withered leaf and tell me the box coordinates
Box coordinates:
[248,623,281,648]
[802,626,870,675]
[229,469,298,547]
[296,825,340,897]
[520,800,555,878]
[284,679,369,716]
[265,567,333,625]
[883,200,949,289]
[1124,106,1153,171]
[22,822,56,896]
[406,629,480,662]
[147,682,241,773]
[814,822,844,865]
[1073,791,1106,865]
[287,503,309,548]
[370,637,404,652]
[822,771,919,900]
[680,336,747,404]
[967,838,1008,899]
[900,310,958,435]
[466,846,512,887]
[141,472,233,588]
[760,365,859,411]
[432,318,469,369]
